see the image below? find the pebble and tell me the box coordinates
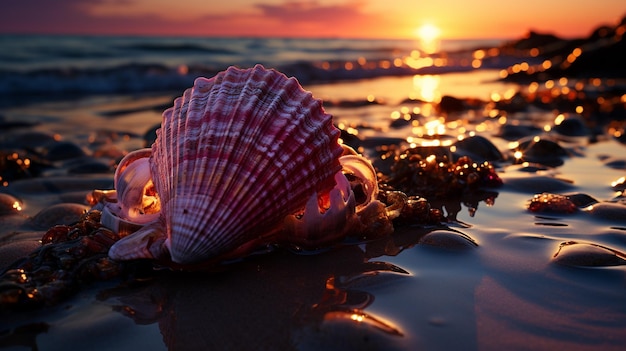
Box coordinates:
[602,157,626,170]
[527,193,577,214]
[63,158,112,174]
[29,203,90,229]
[514,136,568,167]
[552,242,626,267]
[453,135,504,162]
[418,229,478,250]
[0,131,59,148]
[437,95,466,115]
[550,114,590,140]
[565,193,599,208]
[503,175,575,193]
[0,193,22,215]
[497,124,542,141]
[611,176,626,192]
[5,177,113,195]
[44,141,87,161]
[585,202,626,224]
[0,238,42,269]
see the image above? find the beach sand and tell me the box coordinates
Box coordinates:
[1,71,626,350]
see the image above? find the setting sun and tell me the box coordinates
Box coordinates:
[415,23,442,53]
[415,23,441,42]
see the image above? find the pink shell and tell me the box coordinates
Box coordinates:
[111,65,343,264]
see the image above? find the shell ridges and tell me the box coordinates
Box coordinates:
[144,64,343,263]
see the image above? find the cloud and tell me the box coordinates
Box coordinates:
[248,0,394,37]
[0,0,393,37]
[255,0,370,24]
[0,0,113,33]
[0,0,179,34]
[183,0,390,37]
[1,0,84,24]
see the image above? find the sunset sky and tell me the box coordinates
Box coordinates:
[1,0,624,39]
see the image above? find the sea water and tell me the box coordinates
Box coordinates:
[1,34,625,351]
[0,35,506,99]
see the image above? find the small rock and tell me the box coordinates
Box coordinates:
[0,193,22,215]
[418,229,478,250]
[30,203,90,229]
[44,142,86,161]
[552,242,626,267]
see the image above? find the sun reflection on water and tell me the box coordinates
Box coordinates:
[413,75,441,103]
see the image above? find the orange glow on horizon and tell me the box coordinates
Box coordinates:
[0,1,624,39]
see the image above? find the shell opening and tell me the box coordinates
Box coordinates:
[283,172,357,247]
[114,154,161,223]
[339,153,379,211]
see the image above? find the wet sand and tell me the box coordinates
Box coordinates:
[1,71,626,350]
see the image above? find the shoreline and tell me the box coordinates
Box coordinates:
[1,19,626,349]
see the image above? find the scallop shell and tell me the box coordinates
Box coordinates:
[109,65,344,264]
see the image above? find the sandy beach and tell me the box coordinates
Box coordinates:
[2,21,626,350]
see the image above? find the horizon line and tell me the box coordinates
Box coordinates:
[0,31,585,42]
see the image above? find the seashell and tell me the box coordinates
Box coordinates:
[282,145,392,247]
[108,65,344,264]
[282,171,356,247]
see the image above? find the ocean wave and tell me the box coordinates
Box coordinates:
[0,58,503,102]
[117,42,239,55]
[0,36,511,103]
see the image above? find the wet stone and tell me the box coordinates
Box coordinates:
[611,176,626,192]
[43,141,86,161]
[603,157,626,170]
[0,119,39,131]
[565,193,599,208]
[552,242,626,267]
[418,229,478,250]
[63,158,112,174]
[389,118,412,129]
[0,240,42,270]
[5,177,113,195]
[551,114,590,139]
[0,131,59,149]
[585,202,626,224]
[30,203,90,229]
[514,136,568,167]
[0,193,22,215]
[497,124,543,141]
[453,135,504,162]
[0,150,52,182]
[437,95,466,116]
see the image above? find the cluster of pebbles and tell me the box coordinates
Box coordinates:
[1,76,626,309]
